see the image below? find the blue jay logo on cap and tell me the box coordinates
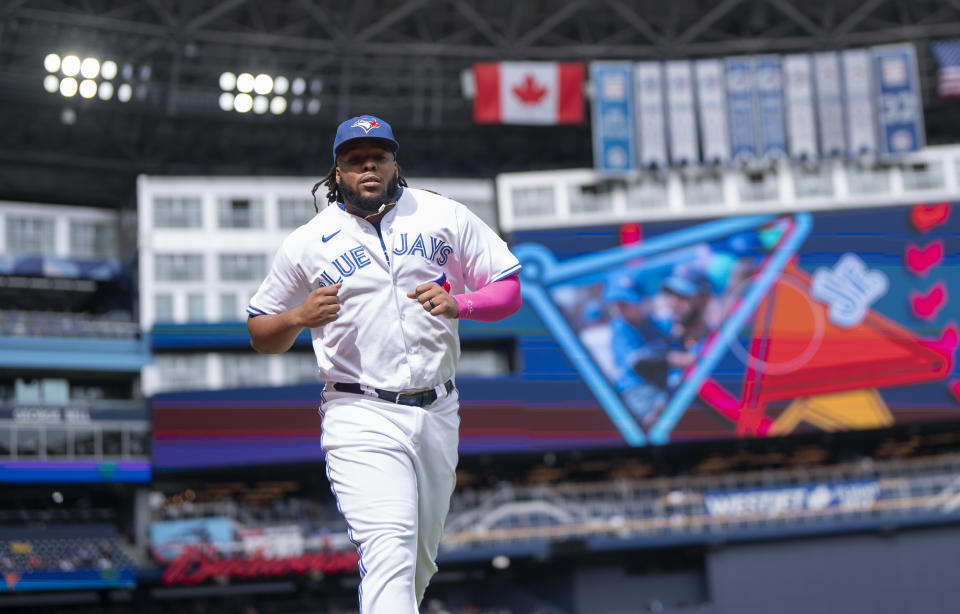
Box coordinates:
[351,118,381,134]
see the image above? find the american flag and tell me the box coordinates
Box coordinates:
[931,38,960,98]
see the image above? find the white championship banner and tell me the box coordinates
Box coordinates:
[665,60,700,165]
[635,61,668,169]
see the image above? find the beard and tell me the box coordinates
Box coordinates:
[338,173,400,213]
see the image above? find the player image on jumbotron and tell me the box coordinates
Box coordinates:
[538,214,797,438]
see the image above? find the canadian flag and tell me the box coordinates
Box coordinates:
[473,61,585,125]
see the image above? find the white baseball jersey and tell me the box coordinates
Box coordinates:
[248,187,520,392]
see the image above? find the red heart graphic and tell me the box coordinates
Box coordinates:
[951,379,960,404]
[910,281,948,321]
[905,240,944,277]
[910,202,951,233]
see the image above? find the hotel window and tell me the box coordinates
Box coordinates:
[155,254,204,281]
[187,293,205,321]
[154,197,203,228]
[70,220,117,258]
[155,354,208,392]
[6,216,55,254]
[278,197,316,229]
[219,253,266,281]
[155,294,174,322]
[218,198,264,228]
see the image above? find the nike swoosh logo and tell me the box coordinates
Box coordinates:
[322,230,341,243]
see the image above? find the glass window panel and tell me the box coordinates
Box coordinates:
[127,429,149,456]
[45,428,68,456]
[154,197,203,228]
[69,221,117,258]
[625,177,668,211]
[6,216,55,254]
[155,294,174,322]
[14,379,42,403]
[277,198,316,229]
[16,429,41,457]
[0,430,10,456]
[155,254,204,281]
[738,170,779,202]
[187,293,205,321]
[846,164,890,195]
[219,293,238,320]
[40,379,69,403]
[457,348,510,376]
[794,165,835,199]
[155,354,208,392]
[682,173,724,207]
[102,430,122,457]
[218,198,264,228]
[511,187,555,218]
[219,254,267,281]
[902,161,944,191]
[568,183,616,215]
[220,354,272,388]
[74,429,96,456]
[280,353,319,384]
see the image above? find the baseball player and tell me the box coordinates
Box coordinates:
[246,115,522,613]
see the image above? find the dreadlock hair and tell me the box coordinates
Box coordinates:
[311,164,408,212]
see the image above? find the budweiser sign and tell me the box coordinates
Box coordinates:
[162,546,359,586]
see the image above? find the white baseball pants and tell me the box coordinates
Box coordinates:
[320,386,460,614]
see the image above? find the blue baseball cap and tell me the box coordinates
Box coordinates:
[333,115,399,161]
[603,276,644,304]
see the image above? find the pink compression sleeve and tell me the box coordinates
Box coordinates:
[453,275,522,322]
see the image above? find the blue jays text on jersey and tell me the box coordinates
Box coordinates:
[316,233,455,287]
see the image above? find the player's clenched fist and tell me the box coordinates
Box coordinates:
[296,283,341,327]
[407,283,458,319]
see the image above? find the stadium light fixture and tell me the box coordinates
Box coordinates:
[98,81,114,100]
[80,57,100,79]
[43,75,60,93]
[44,53,61,73]
[78,79,97,99]
[218,70,314,116]
[269,96,287,115]
[236,72,255,93]
[234,92,253,113]
[219,71,237,91]
[254,73,273,95]
[101,60,118,80]
[44,52,132,106]
[59,77,78,97]
[219,92,235,112]
[61,55,81,77]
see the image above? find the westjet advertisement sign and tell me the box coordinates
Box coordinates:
[704,480,880,517]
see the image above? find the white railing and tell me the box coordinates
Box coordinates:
[495,145,960,231]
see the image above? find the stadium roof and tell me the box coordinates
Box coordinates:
[0,0,958,208]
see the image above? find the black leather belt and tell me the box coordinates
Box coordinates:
[331,380,454,407]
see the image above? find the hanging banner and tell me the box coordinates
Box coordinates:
[695,59,731,164]
[841,48,878,157]
[725,57,757,162]
[665,60,700,166]
[635,62,669,169]
[590,62,637,173]
[813,52,846,157]
[782,54,818,160]
[754,55,788,160]
[872,43,925,157]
